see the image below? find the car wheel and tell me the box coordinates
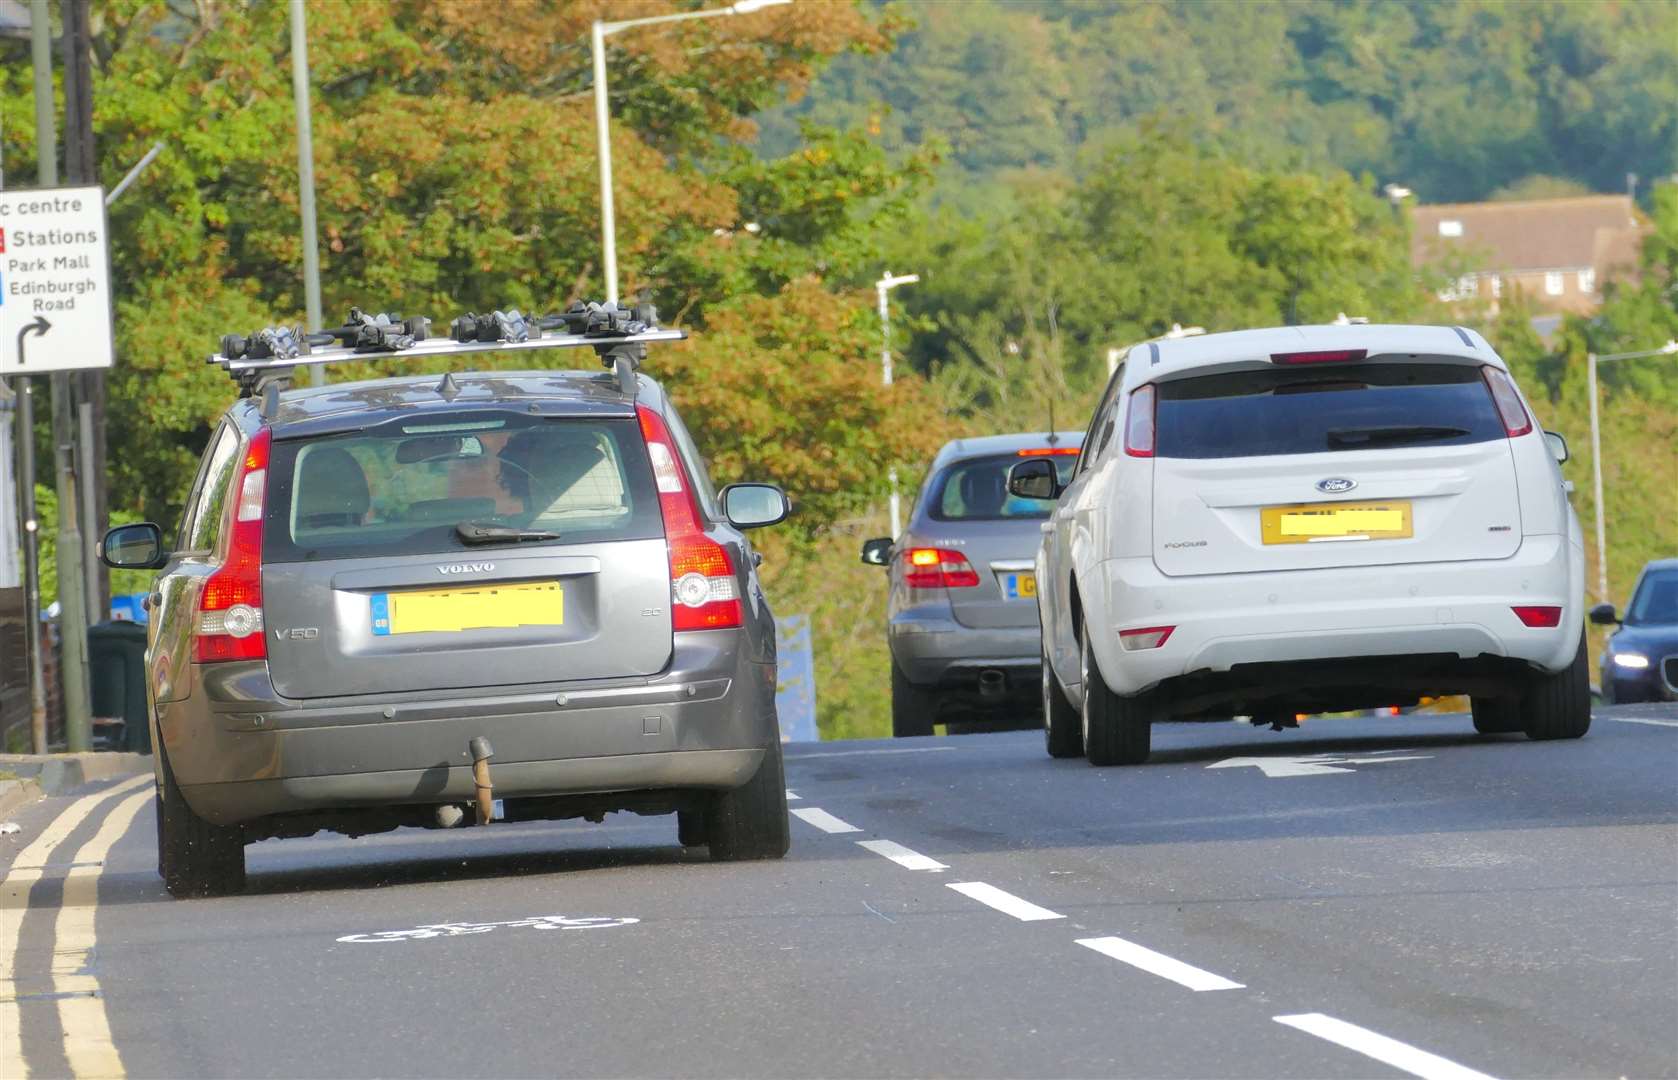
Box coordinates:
[1080,621,1152,766]
[1522,632,1592,741]
[891,662,937,738]
[705,741,791,862]
[676,809,708,848]
[1043,642,1082,759]
[1469,695,1523,734]
[157,745,246,899]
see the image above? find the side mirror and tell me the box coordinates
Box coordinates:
[860,537,892,567]
[1007,458,1060,501]
[1588,602,1618,626]
[1543,430,1569,464]
[101,523,168,570]
[720,483,790,529]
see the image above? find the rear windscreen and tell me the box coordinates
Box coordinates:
[1155,363,1505,459]
[930,453,1079,521]
[262,413,663,562]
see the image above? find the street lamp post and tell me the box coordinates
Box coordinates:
[876,271,919,539]
[591,0,789,305]
[1586,339,1678,602]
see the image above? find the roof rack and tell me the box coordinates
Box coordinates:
[208,301,685,398]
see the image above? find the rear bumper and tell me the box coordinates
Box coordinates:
[161,630,777,825]
[1087,535,1583,698]
[887,609,1039,687]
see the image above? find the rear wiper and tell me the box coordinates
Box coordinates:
[1326,425,1470,449]
[455,521,561,545]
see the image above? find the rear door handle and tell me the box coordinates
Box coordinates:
[1056,509,1074,521]
[751,551,764,568]
[144,592,161,611]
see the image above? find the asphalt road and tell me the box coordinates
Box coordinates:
[4,703,1675,1079]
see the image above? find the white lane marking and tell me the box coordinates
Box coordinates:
[1274,1013,1498,1080]
[789,807,861,834]
[946,881,1064,922]
[55,789,151,1079]
[1208,752,1431,778]
[1075,935,1244,992]
[338,915,639,943]
[1612,716,1678,728]
[857,839,948,872]
[785,746,958,759]
[784,789,802,801]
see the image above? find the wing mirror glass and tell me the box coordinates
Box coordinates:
[1543,430,1569,463]
[1587,602,1619,626]
[101,523,168,570]
[720,483,790,529]
[1007,458,1060,501]
[860,537,892,566]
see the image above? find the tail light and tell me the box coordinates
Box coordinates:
[637,405,742,631]
[902,548,980,589]
[1118,625,1174,651]
[194,429,271,663]
[1270,349,1368,364]
[1481,367,1533,437]
[1511,605,1561,628]
[1124,384,1156,458]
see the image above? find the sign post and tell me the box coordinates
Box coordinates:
[1,184,114,752]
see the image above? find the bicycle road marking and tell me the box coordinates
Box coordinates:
[337,915,640,943]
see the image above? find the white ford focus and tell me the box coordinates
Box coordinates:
[1010,324,1589,765]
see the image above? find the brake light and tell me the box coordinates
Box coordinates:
[1118,625,1174,651]
[1017,447,1081,457]
[637,405,742,631]
[1270,349,1368,364]
[1124,384,1156,458]
[1511,605,1561,628]
[1481,367,1533,437]
[902,548,980,589]
[194,429,271,663]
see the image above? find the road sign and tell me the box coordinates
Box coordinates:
[0,186,114,376]
[1207,749,1432,777]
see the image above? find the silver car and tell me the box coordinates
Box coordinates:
[862,432,1083,737]
[102,309,794,897]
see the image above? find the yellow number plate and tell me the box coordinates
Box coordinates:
[371,580,563,635]
[1260,501,1413,544]
[1003,572,1036,600]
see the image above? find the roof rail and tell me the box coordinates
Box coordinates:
[209,300,685,398]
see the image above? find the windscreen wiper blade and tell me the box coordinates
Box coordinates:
[1326,425,1470,448]
[455,521,561,545]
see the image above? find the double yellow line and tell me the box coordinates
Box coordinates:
[2,773,154,1079]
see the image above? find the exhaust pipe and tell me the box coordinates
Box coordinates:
[978,669,1007,699]
[469,737,495,825]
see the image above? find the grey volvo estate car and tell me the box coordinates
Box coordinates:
[862,432,1083,737]
[102,305,793,897]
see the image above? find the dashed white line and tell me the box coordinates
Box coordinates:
[857,839,948,872]
[784,789,802,801]
[1274,1013,1498,1080]
[789,807,861,834]
[1075,935,1244,992]
[946,881,1064,922]
[1611,716,1678,728]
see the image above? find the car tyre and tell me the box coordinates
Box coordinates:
[677,809,708,848]
[1043,642,1082,759]
[706,741,790,862]
[1522,632,1592,741]
[1080,622,1152,766]
[157,745,246,899]
[1469,696,1523,734]
[891,662,937,738]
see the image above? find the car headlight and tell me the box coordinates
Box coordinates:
[1611,652,1650,669]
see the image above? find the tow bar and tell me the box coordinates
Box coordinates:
[469,737,496,825]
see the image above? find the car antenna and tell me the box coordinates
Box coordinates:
[436,371,461,401]
[1045,400,1058,445]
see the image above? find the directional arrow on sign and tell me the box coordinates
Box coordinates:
[1206,749,1433,778]
[15,315,51,367]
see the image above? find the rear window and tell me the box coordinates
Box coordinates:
[262,413,663,562]
[1155,363,1505,459]
[929,453,1079,521]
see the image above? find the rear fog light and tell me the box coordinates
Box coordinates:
[1118,625,1174,651]
[1510,605,1562,628]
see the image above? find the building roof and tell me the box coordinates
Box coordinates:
[1411,195,1641,273]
